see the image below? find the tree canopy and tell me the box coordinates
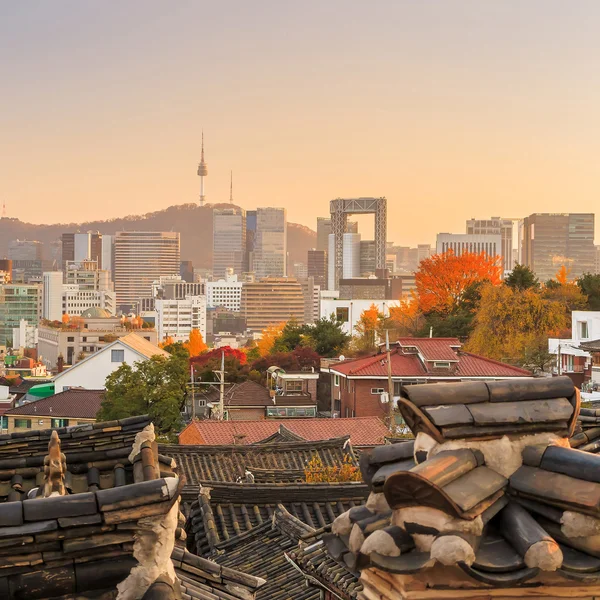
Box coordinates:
[505,264,539,291]
[577,273,600,310]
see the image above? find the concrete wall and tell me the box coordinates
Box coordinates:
[7,415,95,434]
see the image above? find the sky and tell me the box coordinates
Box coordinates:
[2,1,600,246]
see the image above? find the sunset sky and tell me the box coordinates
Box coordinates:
[2,1,600,246]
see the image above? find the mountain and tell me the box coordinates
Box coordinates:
[0,203,317,270]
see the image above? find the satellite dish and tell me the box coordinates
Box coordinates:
[206,402,214,409]
[339,355,345,362]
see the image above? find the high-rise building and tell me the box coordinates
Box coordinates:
[64,260,112,292]
[62,260,116,316]
[466,217,514,272]
[180,261,194,283]
[522,213,595,281]
[61,233,103,271]
[360,240,376,275]
[436,233,502,263]
[213,207,247,279]
[114,232,181,311]
[316,218,357,252]
[241,278,304,332]
[101,235,114,279]
[8,240,43,261]
[246,210,257,273]
[206,272,243,312]
[292,262,308,280]
[307,250,327,288]
[254,208,287,278]
[155,295,207,343]
[0,284,42,346]
[42,272,64,322]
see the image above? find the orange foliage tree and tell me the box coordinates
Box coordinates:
[185,329,208,357]
[352,304,384,353]
[159,336,175,349]
[257,322,286,357]
[61,313,70,325]
[304,455,361,483]
[416,251,502,314]
[386,294,425,339]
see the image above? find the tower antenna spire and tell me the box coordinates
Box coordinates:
[229,171,233,204]
[197,130,208,206]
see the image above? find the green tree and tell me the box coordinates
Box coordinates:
[505,264,539,290]
[272,319,306,353]
[304,316,350,357]
[578,273,600,310]
[97,354,188,439]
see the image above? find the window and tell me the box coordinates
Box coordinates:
[336,307,349,322]
[371,388,385,395]
[111,349,125,363]
[433,362,451,369]
[580,321,589,339]
[14,418,31,429]
[286,381,303,393]
[334,374,340,387]
[51,418,69,428]
[67,337,74,342]
[394,382,403,396]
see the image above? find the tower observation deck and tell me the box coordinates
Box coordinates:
[330,197,387,290]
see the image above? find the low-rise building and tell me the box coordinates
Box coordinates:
[327,337,531,418]
[4,388,104,433]
[51,332,169,393]
[155,294,206,343]
[38,311,158,369]
[319,297,401,336]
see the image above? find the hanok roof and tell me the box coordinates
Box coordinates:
[289,526,362,599]
[324,376,600,596]
[185,481,370,556]
[161,436,357,486]
[212,506,321,600]
[331,339,532,379]
[179,417,390,447]
[399,376,578,442]
[5,388,104,419]
[255,424,306,444]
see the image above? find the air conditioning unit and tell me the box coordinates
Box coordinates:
[380,392,390,404]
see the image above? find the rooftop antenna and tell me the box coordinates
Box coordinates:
[197,131,208,206]
[2,200,6,219]
[229,171,233,204]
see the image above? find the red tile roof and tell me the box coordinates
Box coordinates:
[6,389,104,419]
[178,416,389,447]
[396,337,461,361]
[331,338,531,378]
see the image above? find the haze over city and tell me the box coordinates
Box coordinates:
[3,1,600,244]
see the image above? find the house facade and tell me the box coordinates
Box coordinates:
[327,337,531,418]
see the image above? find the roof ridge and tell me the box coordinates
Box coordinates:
[459,351,532,374]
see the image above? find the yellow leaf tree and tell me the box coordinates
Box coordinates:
[352,304,384,353]
[185,329,208,357]
[159,336,175,349]
[257,322,286,357]
[465,285,568,365]
[386,294,424,339]
[304,455,361,483]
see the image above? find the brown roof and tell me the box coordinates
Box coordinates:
[6,389,104,419]
[202,380,315,408]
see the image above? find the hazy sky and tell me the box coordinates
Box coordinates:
[2,1,600,245]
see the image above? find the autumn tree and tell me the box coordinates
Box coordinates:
[386,296,424,339]
[416,251,502,315]
[257,323,286,357]
[465,285,568,366]
[352,304,384,353]
[304,455,361,483]
[543,266,588,313]
[185,329,208,357]
[505,264,539,291]
[159,336,175,349]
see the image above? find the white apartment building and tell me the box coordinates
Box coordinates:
[62,286,116,316]
[320,297,401,336]
[206,272,243,312]
[436,233,502,261]
[42,272,63,321]
[155,295,207,343]
[12,319,38,349]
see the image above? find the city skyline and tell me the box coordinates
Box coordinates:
[3,2,600,245]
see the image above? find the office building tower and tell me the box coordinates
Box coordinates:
[417,244,433,263]
[466,217,514,272]
[329,198,387,290]
[101,235,114,279]
[206,272,243,312]
[0,284,42,346]
[180,261,194,283]
[307,250,327,288]
[245,210,257,273]
[436,233,502,262]
[114,232,180,312]
[293,262,308,280]
[254,208,287,278]
[8,240,43,261]
[0,260,11,285]
[61,232,102,271]
[317,218,358,253]
[241,278,304,332]
[64,260,112,292]
[42,272,64,322]
[155,295,207,343]
[360,240,376,275]
[213,207,246,279]
[300,277,320,324]
[342,233,361,279]
[522,213,595,281]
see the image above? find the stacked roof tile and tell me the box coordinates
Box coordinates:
[323,376,600,599]
[162,436,357,487]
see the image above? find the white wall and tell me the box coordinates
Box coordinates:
[571,311,600,342]
[53,340,154,393]
[320,298,401,336]
[42,272,64,321]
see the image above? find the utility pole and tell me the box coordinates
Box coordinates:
[191,365,196,420]
[386,330,394,404]
[219,351,225,419]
